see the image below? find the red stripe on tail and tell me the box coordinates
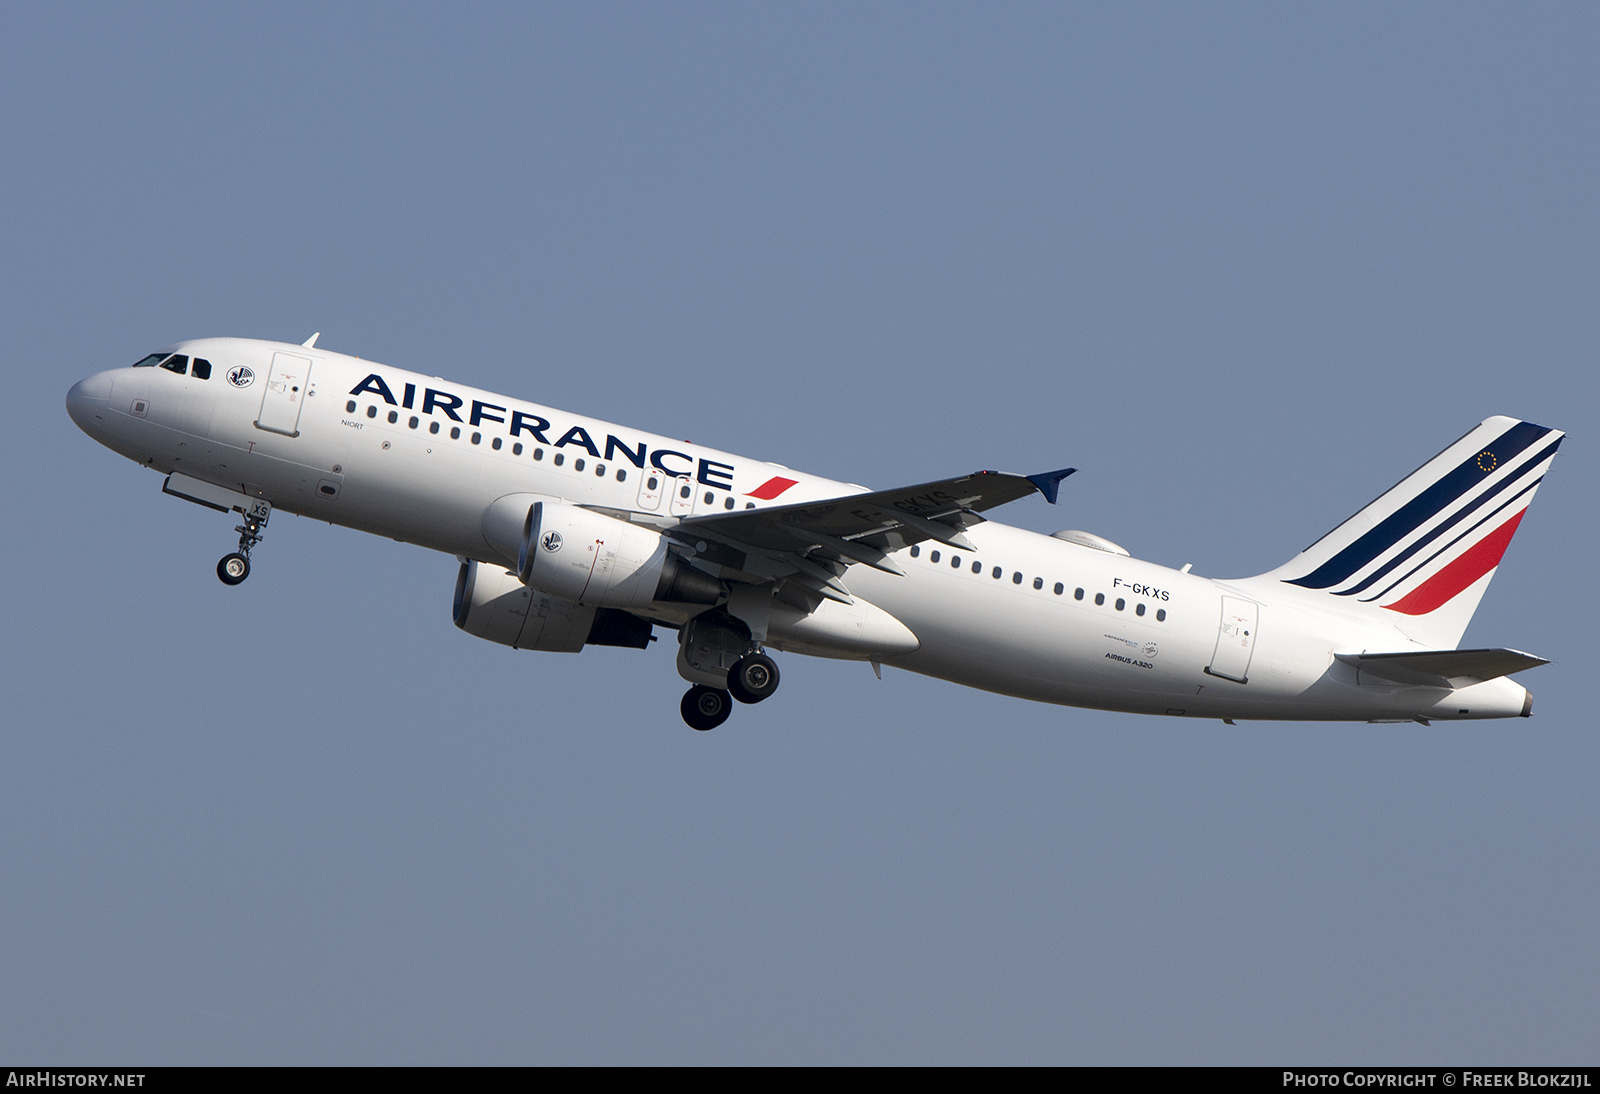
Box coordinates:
[1382,510,1526,616]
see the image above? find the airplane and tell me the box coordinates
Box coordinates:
[66,335,1562,730]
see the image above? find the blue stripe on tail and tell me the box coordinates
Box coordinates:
[1286,421,1551,591]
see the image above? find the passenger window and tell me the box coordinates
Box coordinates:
[930,550,941,564]
[470,433,480,445]
[910,546,921,558]
[1054,582,1064,595]
[191,358,212,380]
[679,485,690,498]
[1094,593,1105,606]
[745,502,754,508]
[647,476,659,489]
[1156,609,1167,622]
[410,417,419,429]
[1012,572,1022,584]
[388,410,398,424]
[554,452,564,466]
[617,470,627,482]
[346,400,357,413]
[1075,588,1084,600]
[367,406,377,418]
[450,426,461,440]
[492,437,502,450]
[1136,602,1145,616]
[513,442,522,455]
[951,555,961,568]
[703,491,713,504]
[1033,577,1043,590]
[1115,598,1125,611]
[534,448,544,460]
[724,497,735,509]
[992,567,1002,579]
[430,421,440,435]
[160,355,189,375]
[575,458,585,471]
[972,562,982,574]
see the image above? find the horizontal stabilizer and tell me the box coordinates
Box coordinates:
[1335,647,1549,688]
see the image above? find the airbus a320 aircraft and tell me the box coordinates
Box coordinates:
[67,336,1562,729]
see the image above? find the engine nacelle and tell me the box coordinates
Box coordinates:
[517,500,718,610]
[452,559,595,652]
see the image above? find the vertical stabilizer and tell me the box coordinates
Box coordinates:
[1262,416,1563,648]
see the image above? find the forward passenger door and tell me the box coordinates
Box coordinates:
[255,352,312,437]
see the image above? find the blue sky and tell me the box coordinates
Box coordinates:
[3,3,1596,1063]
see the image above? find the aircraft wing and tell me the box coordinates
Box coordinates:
[681,468,1072,551]
[669,468,1073,602]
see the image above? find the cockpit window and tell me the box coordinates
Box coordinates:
[131,354,166,368]
[191,358,212,380]
[159,354,189,375]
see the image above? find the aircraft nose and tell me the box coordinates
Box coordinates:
[65,372,112,431]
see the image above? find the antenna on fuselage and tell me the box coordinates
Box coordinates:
[302,332,320,348]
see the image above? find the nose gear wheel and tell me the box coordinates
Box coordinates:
[216,503,268,585]
[217,553,250,585]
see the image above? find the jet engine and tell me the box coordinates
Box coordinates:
[517,500,719,609]
[453,559,596,652]
[454,559,658,651]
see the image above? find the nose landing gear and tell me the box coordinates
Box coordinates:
[217,552,250,585]
[216,501,269,586]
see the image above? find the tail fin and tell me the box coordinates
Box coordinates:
[1263,416,1563,648]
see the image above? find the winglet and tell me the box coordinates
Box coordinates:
[1025,467,1077,505]
[302,332,321,348]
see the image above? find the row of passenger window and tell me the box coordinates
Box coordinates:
[907,543,1168,621]
[132,353,213,379]
[353,400,632,475]
[349,401,756,510]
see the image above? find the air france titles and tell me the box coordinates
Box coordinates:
[349,374,735,490]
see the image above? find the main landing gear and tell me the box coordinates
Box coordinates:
[678,650,781,730]
[216,502,269,586]
[676,613,782,730]
[728,651,780,704]
[681,685,733,731]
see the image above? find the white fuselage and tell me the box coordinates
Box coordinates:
[66,337,1532,722]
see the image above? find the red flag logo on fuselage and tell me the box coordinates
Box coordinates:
[745,476,798,501]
